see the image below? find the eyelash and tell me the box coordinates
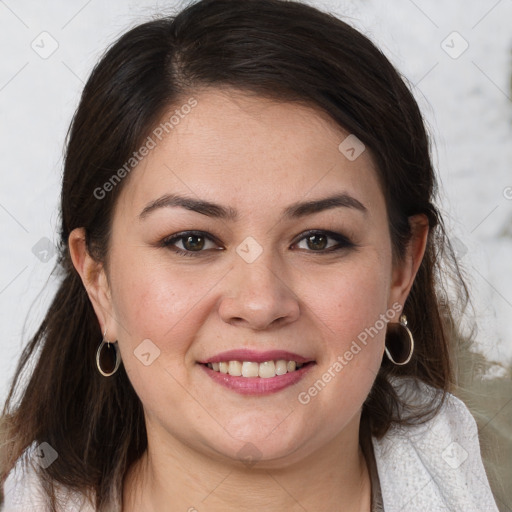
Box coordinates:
[161,229,356,257]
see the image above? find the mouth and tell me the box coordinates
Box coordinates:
[201,359,314,377]
[197,349,316,395]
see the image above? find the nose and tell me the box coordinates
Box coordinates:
[218,247,300,331]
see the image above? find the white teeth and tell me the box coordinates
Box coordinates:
[258,361,275,378]
[275,359,288,375]
[206,359,309,378]
[241,361,259,377]
[228,360,242,376]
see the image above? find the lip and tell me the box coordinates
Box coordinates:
[198,349,313,365]
[199,361,316,395]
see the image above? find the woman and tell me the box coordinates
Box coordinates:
[0,0,500,510]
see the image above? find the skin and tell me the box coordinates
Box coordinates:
[70,88,428,512]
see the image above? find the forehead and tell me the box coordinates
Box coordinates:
[115,88,384,220]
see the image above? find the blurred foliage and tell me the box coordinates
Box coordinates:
[453,337,512,512]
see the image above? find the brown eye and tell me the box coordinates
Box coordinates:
[306,234,328,251]
[162,231,220,256]
[294,230,354,253]
[183,234,205,251]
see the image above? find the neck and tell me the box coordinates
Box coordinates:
[123,415,372,512]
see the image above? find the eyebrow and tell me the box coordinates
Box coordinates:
[138,192,367,221]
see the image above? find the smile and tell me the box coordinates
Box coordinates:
[204,359,307,378]
[198,349,316,395]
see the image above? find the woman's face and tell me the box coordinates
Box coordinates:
[94,89,420,467]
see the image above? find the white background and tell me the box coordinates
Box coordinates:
[1,0,511,402]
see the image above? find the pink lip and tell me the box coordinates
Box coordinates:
[199,362,315,395]
[198,349,313,364]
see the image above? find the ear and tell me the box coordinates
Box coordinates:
[388,214,429,311]
[68,228,118,341]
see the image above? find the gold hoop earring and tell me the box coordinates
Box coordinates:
[96,329,121,377]
[384,314,414,366]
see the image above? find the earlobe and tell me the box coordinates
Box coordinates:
[390,214,429,307]
[68,228,116,339]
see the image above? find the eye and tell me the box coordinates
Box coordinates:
[162,231,221,256]
[161,229,354,257]
[292,230,354,253]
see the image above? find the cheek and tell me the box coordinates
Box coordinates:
[107,250,233,388]
[107,255,208,354]
[304,256,391,342]
[107,259,209,413]
[298,253,392,404]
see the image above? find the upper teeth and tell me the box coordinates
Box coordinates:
[206,360,304,378]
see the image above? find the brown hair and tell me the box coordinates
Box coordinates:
[1,0,469,509]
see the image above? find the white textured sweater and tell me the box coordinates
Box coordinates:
[2,378,499,511]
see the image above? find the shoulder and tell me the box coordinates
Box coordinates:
[371,377,499,512]
[1,443,94,512]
